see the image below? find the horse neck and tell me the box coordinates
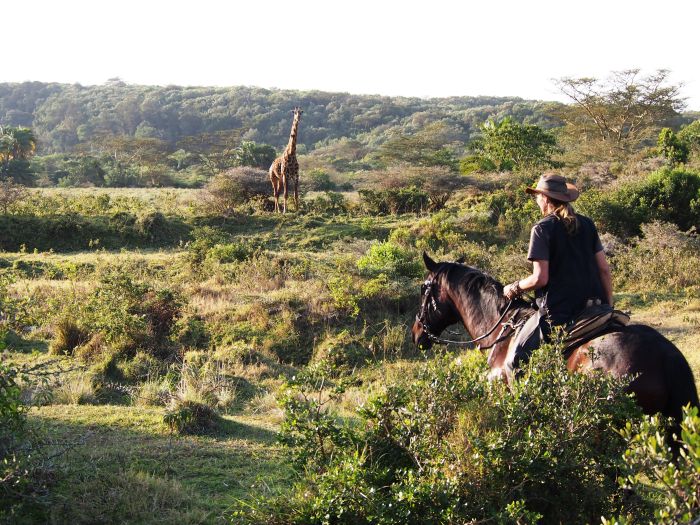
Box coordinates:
[444,274,505,344]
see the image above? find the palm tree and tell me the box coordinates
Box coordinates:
[1,126,37,160]
[0,126,37,183]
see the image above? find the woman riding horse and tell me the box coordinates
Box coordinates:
[501,173,613,381]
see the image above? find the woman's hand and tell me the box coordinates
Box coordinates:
[503,281,522,300]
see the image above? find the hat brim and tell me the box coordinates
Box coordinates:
[525,183,579,202]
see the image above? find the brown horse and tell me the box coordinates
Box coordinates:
[411,253,699,431]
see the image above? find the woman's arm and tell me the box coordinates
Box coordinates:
[503,260,549,300]
[595,250,613,306]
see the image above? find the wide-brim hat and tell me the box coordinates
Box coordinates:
[525,174,579,202]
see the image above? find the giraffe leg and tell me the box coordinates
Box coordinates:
[271,179,279,213]
[294,179,299,211]
[283,178,288,214]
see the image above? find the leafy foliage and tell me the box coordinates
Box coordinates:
[464,117,559,172]
[657,127,690,165]
[239,344,641,524]
[578,167,700,236]
[358,187,429,215]
[605,405,700,524]
[356,241,421,278]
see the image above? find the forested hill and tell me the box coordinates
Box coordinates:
[0,81,562,153]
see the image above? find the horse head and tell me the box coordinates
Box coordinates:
[411,252,461,350]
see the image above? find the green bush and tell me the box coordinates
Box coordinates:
[604,405,700,524]
[579,167,700,237]
[312,330,373,369]
[358,186,429,215]
[0,362,28,511]
[356,241,421,278]
[306,169,336,191]
[303,192,348,215]
[79,273,183,359]
[204,167,269,216]
[238,342,641,524]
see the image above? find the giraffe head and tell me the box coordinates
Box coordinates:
[292,107,303,121]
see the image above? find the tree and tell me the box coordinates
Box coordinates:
[678,120,700,155]
[657,128,689,165]
[554,69,685,158]
[376,122,461,171]
[232,141,277,169]
[463,117,559,173]
[176,130,242,176]
[0,126,37,185]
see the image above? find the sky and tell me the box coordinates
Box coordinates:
[5,0,700,110]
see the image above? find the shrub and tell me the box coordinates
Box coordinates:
[306,168,336,191]
[312,330,372,369]
[579,167,700,237]
[304,192,347,214]
[605,405,700,524]
[389,210,463,252]
[176,314,210,350]
[206,241,255,263]
[238,342,641,524]
[358,186,429,215]
[0,362,28,511]
[79,273,183,359]
[135,211,169,241]
[356,241,421,278]
[277,360,356,469]
[327,275,360,318]
[204,167,269,216]
[121,351,167,383]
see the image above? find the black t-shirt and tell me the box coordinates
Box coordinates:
[527,213,605,324]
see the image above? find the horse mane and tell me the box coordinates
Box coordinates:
[435,262,509,334]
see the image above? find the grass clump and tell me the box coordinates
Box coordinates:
[49,317,89,356]
[164,399,221,435]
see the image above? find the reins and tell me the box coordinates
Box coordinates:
[418,300,518,349]
[415,269,531,350]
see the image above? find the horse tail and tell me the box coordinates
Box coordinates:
[663,350,699,452]
[664,350,699,420]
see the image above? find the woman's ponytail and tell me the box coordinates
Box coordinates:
[551,199,579,235]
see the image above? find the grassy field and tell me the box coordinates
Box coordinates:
[2,186,700,524]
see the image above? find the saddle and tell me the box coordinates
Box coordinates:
[563,299,630,352]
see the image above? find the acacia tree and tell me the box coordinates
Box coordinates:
[554,69,685,158]
[376,122,461,171]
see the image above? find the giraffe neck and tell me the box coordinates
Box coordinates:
[285,117,300,156]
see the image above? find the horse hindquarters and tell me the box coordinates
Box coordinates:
[590,325,699,421]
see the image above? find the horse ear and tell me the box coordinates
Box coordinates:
[455,257,465,264]
[423,252,438,272]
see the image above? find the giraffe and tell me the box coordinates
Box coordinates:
[269,107,302,213]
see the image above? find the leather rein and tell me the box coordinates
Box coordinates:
[415,276,525,350]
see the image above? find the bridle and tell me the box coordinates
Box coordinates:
[415,275,523,350]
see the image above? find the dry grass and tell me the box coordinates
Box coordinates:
[52,375,96,405]
[626,297,700,387]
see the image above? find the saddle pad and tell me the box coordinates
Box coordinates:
[564,304,630,351]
